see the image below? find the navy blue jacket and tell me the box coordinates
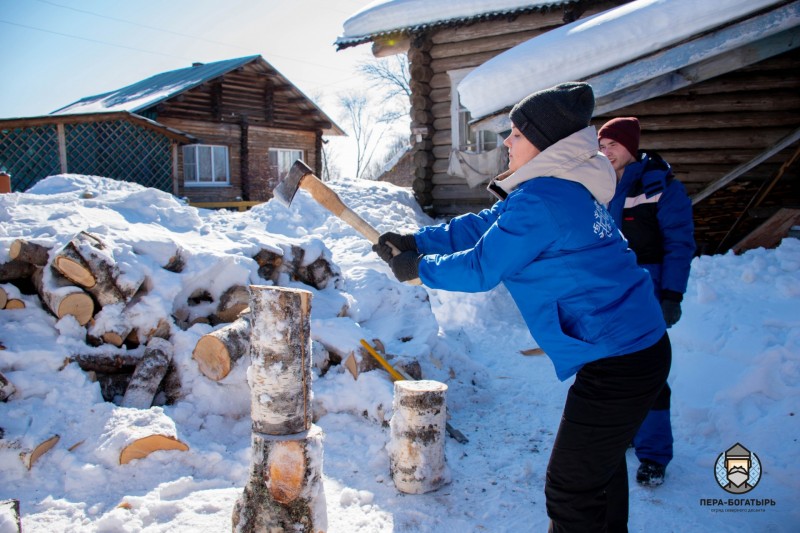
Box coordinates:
[607,152,695,297]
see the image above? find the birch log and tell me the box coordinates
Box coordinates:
[213,284,250,324]
[0,371,15,401]
[232,425,327,533]
[96,406,189,465]
[32,267,94,325]
[0,285,7,309]
[53,232,144,306]
[0,259,35,282]
[388,380,450,494]
[0,499,21,533]
[247,286,312,435]
[121,338,173,409]
[9,238,51,266]
[193,316,251,381]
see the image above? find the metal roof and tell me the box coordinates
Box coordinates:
[51,55,262,115]
[335,0,577,50]
[50,55,344,136]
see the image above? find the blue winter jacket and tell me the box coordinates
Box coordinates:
[607,152,695,297]
[414,127,666,381]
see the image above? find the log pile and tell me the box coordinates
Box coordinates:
[1,232,343,477]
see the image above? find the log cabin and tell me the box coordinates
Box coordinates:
[0,55,344,206]
[336,0,800,254]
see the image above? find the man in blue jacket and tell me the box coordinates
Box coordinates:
[599,117,696,487]
[375,82,671,532]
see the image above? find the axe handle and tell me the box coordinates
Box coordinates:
[298,174,421,285]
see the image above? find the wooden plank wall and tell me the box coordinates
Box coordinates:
[160,117,317,203]
[154,62,323,203]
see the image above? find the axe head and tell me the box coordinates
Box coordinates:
[272,159,315,207]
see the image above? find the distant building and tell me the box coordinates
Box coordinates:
[0,55,344,206]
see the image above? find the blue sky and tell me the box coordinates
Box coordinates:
[0,0,373,119]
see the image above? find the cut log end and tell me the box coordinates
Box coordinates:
[21,434,61,470]
[54,256,95,288]
[119,434,189,465]
[57,292,94,325]
[192,335,231,381]
[4,299,24,310]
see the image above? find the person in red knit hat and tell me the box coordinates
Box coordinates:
[599,117,696,487]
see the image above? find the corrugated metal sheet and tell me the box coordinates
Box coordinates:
[335,1,575,50]
[51,55,262,115]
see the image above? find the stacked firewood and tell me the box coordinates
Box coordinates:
[1,231,342,471]
[1,232,342,406]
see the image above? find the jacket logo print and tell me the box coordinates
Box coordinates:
[593,201,615,239]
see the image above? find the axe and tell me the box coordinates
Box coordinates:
[273,160,421,285]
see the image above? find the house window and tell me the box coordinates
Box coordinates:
[449,69,502,153]
[269,148,304,183]
[183,144,230,186]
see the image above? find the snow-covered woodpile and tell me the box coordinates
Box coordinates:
[0,230,340,471]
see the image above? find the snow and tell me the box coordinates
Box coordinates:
[338,0,556,44]
[1,174,798,531]
[457,0,785,119]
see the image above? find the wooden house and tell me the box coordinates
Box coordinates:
[0,55,344,206]
[337,0,800,254]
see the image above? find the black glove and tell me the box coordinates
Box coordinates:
[660,290,683,328]
[372,232,417,263]
[388,251,420,282]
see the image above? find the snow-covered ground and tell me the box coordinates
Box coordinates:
[0,175,797,532]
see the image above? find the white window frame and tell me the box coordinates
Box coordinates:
[448,68,502,153]
[183,144,230,187]
[269,148,304,185]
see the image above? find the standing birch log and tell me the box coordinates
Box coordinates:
[388,380,451,494]
[0,499,21,533]
[193,316,251,381]
[121,338,173,409]
[232,425,327,533]
[247,286,312,435]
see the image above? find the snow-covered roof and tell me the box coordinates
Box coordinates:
[335,0,576,49]
[458,0,793,120]
[50,55,345,136]
[51,56,262,115]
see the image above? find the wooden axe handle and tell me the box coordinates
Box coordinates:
[298,174,421,285]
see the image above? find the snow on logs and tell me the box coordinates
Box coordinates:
[388,380,451,494]
[192,315,251,381]
[233,286,327,533]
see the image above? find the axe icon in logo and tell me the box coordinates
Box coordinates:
[714,442,762,494]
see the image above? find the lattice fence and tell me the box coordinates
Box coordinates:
[0,119,173,192]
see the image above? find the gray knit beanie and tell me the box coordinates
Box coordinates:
[509,82,595,151]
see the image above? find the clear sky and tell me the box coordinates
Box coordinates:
[0,0,383,175]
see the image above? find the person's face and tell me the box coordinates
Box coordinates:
[504,126,540,173]
[599,137,636,178]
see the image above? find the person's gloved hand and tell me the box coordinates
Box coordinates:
[388,251,420,282]
[660,290,683,328]
[372,232,417,263]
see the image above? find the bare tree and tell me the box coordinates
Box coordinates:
[339,92,386,180]
[357,55,411,124]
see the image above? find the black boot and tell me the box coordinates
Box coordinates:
[636,459,666,486]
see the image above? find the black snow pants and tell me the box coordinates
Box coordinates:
[546,332,671,533]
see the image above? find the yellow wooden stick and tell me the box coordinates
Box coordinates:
[359,339,406,381]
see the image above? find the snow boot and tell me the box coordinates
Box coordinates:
[636,459,666,487]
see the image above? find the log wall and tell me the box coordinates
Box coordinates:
[407,7,800,254]
[408,2,622,214]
